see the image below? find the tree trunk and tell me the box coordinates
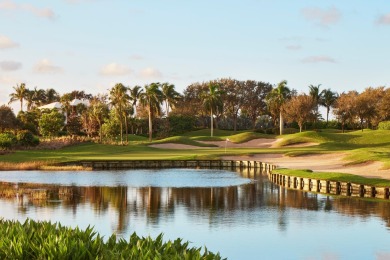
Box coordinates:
[252,117,256,130]
[279,111,284,135]
[119,116,123,145]
[148,105,153,141]
[97,119,102,143]
[299,124,302,133]
[326,106,330,124]
[210,108,213,137]
[166,100,169,117]
[233,113,237,132]
[124,114,128,143]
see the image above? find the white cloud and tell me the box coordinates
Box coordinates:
[301,56,337,63]
[139,67,162,79]
[0,61,22,71]
[301,7,341,26]
[100,62,132,76]
[377,13,390,25]
[0,0,55,19]
[34,59,63,73]
[286,45,302,51]
[0,35,19,49]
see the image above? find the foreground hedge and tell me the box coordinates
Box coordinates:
[0,219,223,260]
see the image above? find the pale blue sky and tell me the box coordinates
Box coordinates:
[1,0,390,112]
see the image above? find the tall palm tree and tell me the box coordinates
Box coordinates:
[161,82,181,116]
[140,83,163,141]
[202,82,223,137]
[109,83,131,144]
[320,89,338,124]
[309,84,323,128]
[89,95,109,143]
[8,83,27,111]
[44,88,60,104]
[129,85,143,117]
[266,80,291,135]
[308,84,322,110]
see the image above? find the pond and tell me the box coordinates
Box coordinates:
[0,168,390,259]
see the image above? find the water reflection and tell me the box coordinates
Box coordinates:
[0,171,390,259]
[1,168,389,236]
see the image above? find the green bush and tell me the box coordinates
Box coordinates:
[378,121,390,130]
[0,133,16,150]
[0,219,223,259]
[16,130,39,147]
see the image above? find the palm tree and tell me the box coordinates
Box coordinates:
[44,88,60,104]
[266,80,291,135]
[8,83,27,111]
[161,82,181,116]
[31,87,46,108]
[320,89,338,124]
[139,83,163,141]
[308,84,322,108]
[309,84,323,128]
[89,95,109,143]
[109,83,131,144]
[202,82,223,137]
[129,85,143,117]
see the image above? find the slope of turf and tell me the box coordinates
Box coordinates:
[274,168,390,187]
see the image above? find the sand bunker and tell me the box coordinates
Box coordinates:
[149,139,390,180]
[222,153,390,180]
[150,138,319,150]
[199,138,277,148]
[149,143,213,149]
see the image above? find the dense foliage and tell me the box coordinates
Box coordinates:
[0,219,223,260]
[378,121,390,130]
[5,80,390,143]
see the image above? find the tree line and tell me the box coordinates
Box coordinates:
[2,79,390,146]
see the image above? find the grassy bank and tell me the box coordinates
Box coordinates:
[0,219,223,259]
[273,168,390,187]
[0,129,389,174]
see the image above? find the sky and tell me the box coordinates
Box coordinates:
[1,0,390,113]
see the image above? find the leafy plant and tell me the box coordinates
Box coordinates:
[16,130,39,147]
[0,219,224,260]
[378,121,390,130]
[0,132,17,150]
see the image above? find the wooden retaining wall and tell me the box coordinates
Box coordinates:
[268,172,390,200]
[70,160,277,172]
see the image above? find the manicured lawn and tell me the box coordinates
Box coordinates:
[273,168,390,187]
[1,129,390,173]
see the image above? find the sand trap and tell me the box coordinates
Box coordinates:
[199,138,277,148]
[222,153,390,180]
[150,138,319,150]
[149,143,213,149]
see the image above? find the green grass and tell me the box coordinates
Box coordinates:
[2,129,390,180]
[0,218,223,259]
[273,168,390,187]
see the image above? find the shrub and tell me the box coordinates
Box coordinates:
[0,132,16,150]
[378,121,390,130]
[38,110,65,138]
[16,130,38,147]
[0,219,223,259]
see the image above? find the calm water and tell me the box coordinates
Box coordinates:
[1,168,390,259]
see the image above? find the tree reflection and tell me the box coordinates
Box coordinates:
[1,169,390,235]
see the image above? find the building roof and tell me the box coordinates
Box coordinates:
[38,102,62,110]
